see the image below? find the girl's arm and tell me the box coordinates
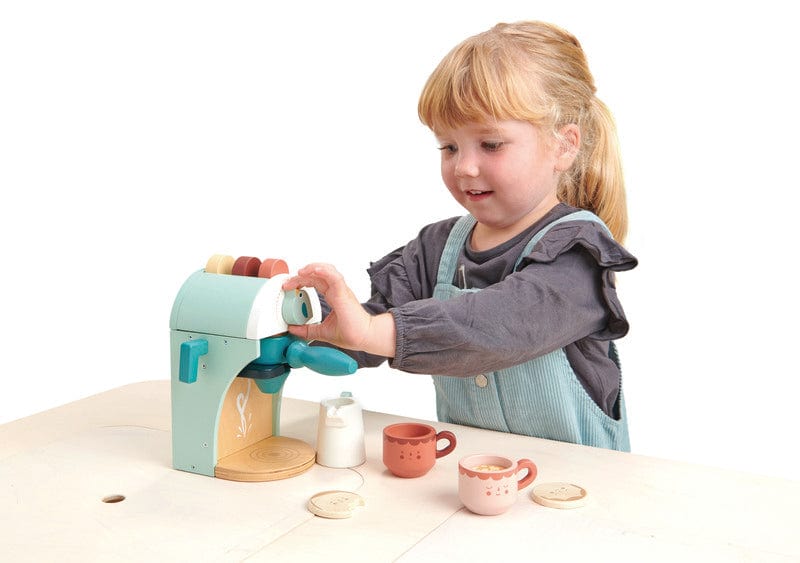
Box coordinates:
[283,220,636,378]
[283,250,606,378]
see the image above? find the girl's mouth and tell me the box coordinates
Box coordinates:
[465,189,492,201]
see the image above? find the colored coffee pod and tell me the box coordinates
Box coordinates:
[258,258,289,278]
[205,254,234,274]
[232,256,262,276]
[307,490,365,519]
[530,482,588,509]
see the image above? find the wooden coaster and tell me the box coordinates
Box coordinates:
[531,482,588,509]
[214,436,315,482]
[307,490,365,519]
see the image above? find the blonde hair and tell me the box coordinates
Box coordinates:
[418,21,628,243]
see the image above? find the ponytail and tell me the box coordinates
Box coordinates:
[560,96,628,243]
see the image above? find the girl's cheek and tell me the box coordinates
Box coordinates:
[440,161,451,178]
[441,164,457,186]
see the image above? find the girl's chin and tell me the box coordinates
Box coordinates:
[471,212,543,236]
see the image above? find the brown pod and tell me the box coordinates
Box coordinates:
[232,256,261,276]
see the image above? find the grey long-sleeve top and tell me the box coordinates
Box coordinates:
[344,203,638,418]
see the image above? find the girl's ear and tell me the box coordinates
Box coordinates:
[555,123,581,172]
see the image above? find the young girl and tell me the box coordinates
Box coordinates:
[282,21,638,451]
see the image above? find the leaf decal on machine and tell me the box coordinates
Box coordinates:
[236,379,253,438]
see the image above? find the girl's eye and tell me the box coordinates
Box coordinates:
[438,144,457,154]
[482,141,504,151]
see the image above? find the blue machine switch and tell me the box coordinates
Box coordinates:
[179,339,209,383]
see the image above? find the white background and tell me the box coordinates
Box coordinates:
[2,1,798,480]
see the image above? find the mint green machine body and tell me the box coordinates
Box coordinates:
[170,270,281,477]
[169,268,356,478]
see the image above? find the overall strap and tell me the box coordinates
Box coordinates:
[436,214,477,285]
[513,210,610,270]
[439,210,610,280]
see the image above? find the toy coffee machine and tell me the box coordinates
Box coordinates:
[169,254,356,482]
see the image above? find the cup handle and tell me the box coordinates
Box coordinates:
[515,458,538,490]
[434,430,456,458]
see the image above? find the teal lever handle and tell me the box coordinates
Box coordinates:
[179,339,208,383]
[255,335,356,376]
[285,339,357,375]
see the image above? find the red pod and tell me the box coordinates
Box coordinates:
[232,256,261,276]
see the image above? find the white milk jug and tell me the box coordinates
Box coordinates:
[316,391,366,468]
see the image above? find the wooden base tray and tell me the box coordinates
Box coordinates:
[214,435,316,482]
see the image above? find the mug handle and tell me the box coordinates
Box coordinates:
[434,430,457,458]
[515,458,538,490]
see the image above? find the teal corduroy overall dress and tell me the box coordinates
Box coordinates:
[431,210,630,451]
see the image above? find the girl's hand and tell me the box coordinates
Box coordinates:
[282,263,396,357]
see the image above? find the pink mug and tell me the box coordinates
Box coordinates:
[458,454,538,515]
[383,422,457,478]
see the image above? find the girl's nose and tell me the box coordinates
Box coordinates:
[454,152,479,178]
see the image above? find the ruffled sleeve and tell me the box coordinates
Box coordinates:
[520,221,638,341]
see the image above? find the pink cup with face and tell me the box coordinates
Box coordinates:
[383,422,457,478]
[458,454,538,515]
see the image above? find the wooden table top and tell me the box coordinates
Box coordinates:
[1,380,797,562]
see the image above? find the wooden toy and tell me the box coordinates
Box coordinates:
[205,253,234,274]
[307,490,365,519]
[170,255,357,482]
[231,255,262,276]
[258,258,289,278]
[382,423,457,478]
[530,482,588,509]
[458,454,538,515]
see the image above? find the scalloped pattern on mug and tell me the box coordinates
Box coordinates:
[384,434,436,446]
[459,465,514,480]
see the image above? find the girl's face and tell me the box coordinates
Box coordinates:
[436,120,570,250]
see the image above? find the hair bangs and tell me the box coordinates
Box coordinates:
[419,42,538,133]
